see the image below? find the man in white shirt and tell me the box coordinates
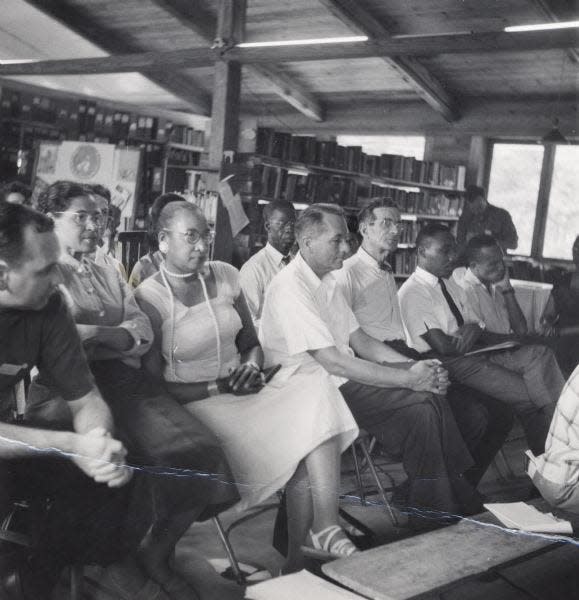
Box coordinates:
[240,200,296,326]
[334,199,514,486]
[399,223,564,455]
[261,204,484,528]
[456,234,528,336]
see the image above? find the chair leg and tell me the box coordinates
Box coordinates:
[212,516,246,585]
[69,565,83,600]
[358,441,398,527]
[350,444,367,506]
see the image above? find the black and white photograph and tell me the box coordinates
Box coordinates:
[0,1,578,598]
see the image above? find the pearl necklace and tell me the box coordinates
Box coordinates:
[160,263,197,279]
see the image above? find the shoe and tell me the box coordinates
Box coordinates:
[302,525,359,560]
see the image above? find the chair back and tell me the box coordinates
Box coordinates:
[117,231,148,276]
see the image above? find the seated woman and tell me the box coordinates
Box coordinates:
[128,193,184,288]
[31,181,237,600]
[134,201,359,574]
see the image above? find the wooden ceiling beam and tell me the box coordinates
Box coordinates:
[317,0,458,121]
[531,0,579,62]
[23,0,212,115]
[1,28,578,77]
[151,0,324,121]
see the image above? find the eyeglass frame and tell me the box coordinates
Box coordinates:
[369,217,403,231]
[52,210,106,226]
[162,228,215,246]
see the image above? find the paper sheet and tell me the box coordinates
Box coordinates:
[246,570,365,600]
[218,177,249,237]
[484,502,573,534]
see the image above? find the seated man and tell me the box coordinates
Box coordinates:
[260,203,484,528]
[455,234,529,337]
[0,203,134,598]
[398,223,565,456]
[240,199,296,327]
[528,365,579,514]
[334,198,513,486]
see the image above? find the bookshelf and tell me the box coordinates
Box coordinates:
[236,127,465,278]
[0,84,207,221]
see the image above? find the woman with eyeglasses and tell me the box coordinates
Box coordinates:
[30,181,238,600]
[135,201,359,574]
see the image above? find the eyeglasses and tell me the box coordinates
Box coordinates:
[53,211,105,226]
[370,218,403,231]
[162,228,215,246]
[269,220,295,231]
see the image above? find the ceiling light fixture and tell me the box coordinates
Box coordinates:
[0,59,39,65]
[542,118,569,145]
[237,35,368,48]
[505,20,579,32]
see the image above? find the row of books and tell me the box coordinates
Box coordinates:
[369,185,464,216]
[392,249,418,275]
[254,127,466,189]
[0,86,205,147]
[398,221,419,245]
[240,165,465,215]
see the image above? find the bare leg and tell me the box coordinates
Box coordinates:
[139,507,204,600]
[282,460,313,574]
[305,437,341,533]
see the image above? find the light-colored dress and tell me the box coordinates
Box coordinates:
[135,261,358,510]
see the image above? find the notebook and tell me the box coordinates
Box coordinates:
[484,502,573,535]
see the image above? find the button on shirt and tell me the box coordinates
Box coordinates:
[455,267,512,334]
[259,252,359,387]
[398,266,478,353]
[334,247,405,342]
[240,243,291,327]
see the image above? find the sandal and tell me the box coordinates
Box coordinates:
[302,525,359,560]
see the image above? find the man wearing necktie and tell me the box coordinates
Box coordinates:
[335,199,513,487]
[399,223,564,456]
[240,200,295,328]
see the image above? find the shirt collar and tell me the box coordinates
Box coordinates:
[356,246,390,271]
[464,268,484,286]
[265,242,286,265]
[414,266,439,287]
[292,252,332,293]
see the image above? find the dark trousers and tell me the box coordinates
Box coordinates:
[0,456,139,589]
[447,384,514,486]
[338,382,482,517]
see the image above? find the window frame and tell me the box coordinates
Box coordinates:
[485,139,578,265]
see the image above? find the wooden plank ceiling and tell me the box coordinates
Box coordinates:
[1,0,577,127]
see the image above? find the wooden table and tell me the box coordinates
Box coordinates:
[322,506,566,600]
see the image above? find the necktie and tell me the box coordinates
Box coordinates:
[378,261,393,273]
[438,278,464,327]
[281,255,291,266]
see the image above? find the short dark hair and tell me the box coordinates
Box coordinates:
[465,185,486,203]
[85,183,111,202]
[465,234,500,264]
[0,181,32,204]
[415,223,451,249]
[147,193,186,248]
[358,197,399,229]
[157,200,204,232]
[36,180,89,214]
[263,200,295,222]
[295,203,345,243]
[0,203,54,266]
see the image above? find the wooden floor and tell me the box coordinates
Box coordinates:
[72,434,579,600]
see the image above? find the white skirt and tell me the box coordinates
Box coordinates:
[186,362,359,510]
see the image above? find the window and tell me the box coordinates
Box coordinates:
[337,135,425,160]
[542,145,579,260]
[486,144,544,256]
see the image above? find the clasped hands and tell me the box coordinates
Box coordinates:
[71,427,133,488]
[226,362,265,395]
[408,360,450,395]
